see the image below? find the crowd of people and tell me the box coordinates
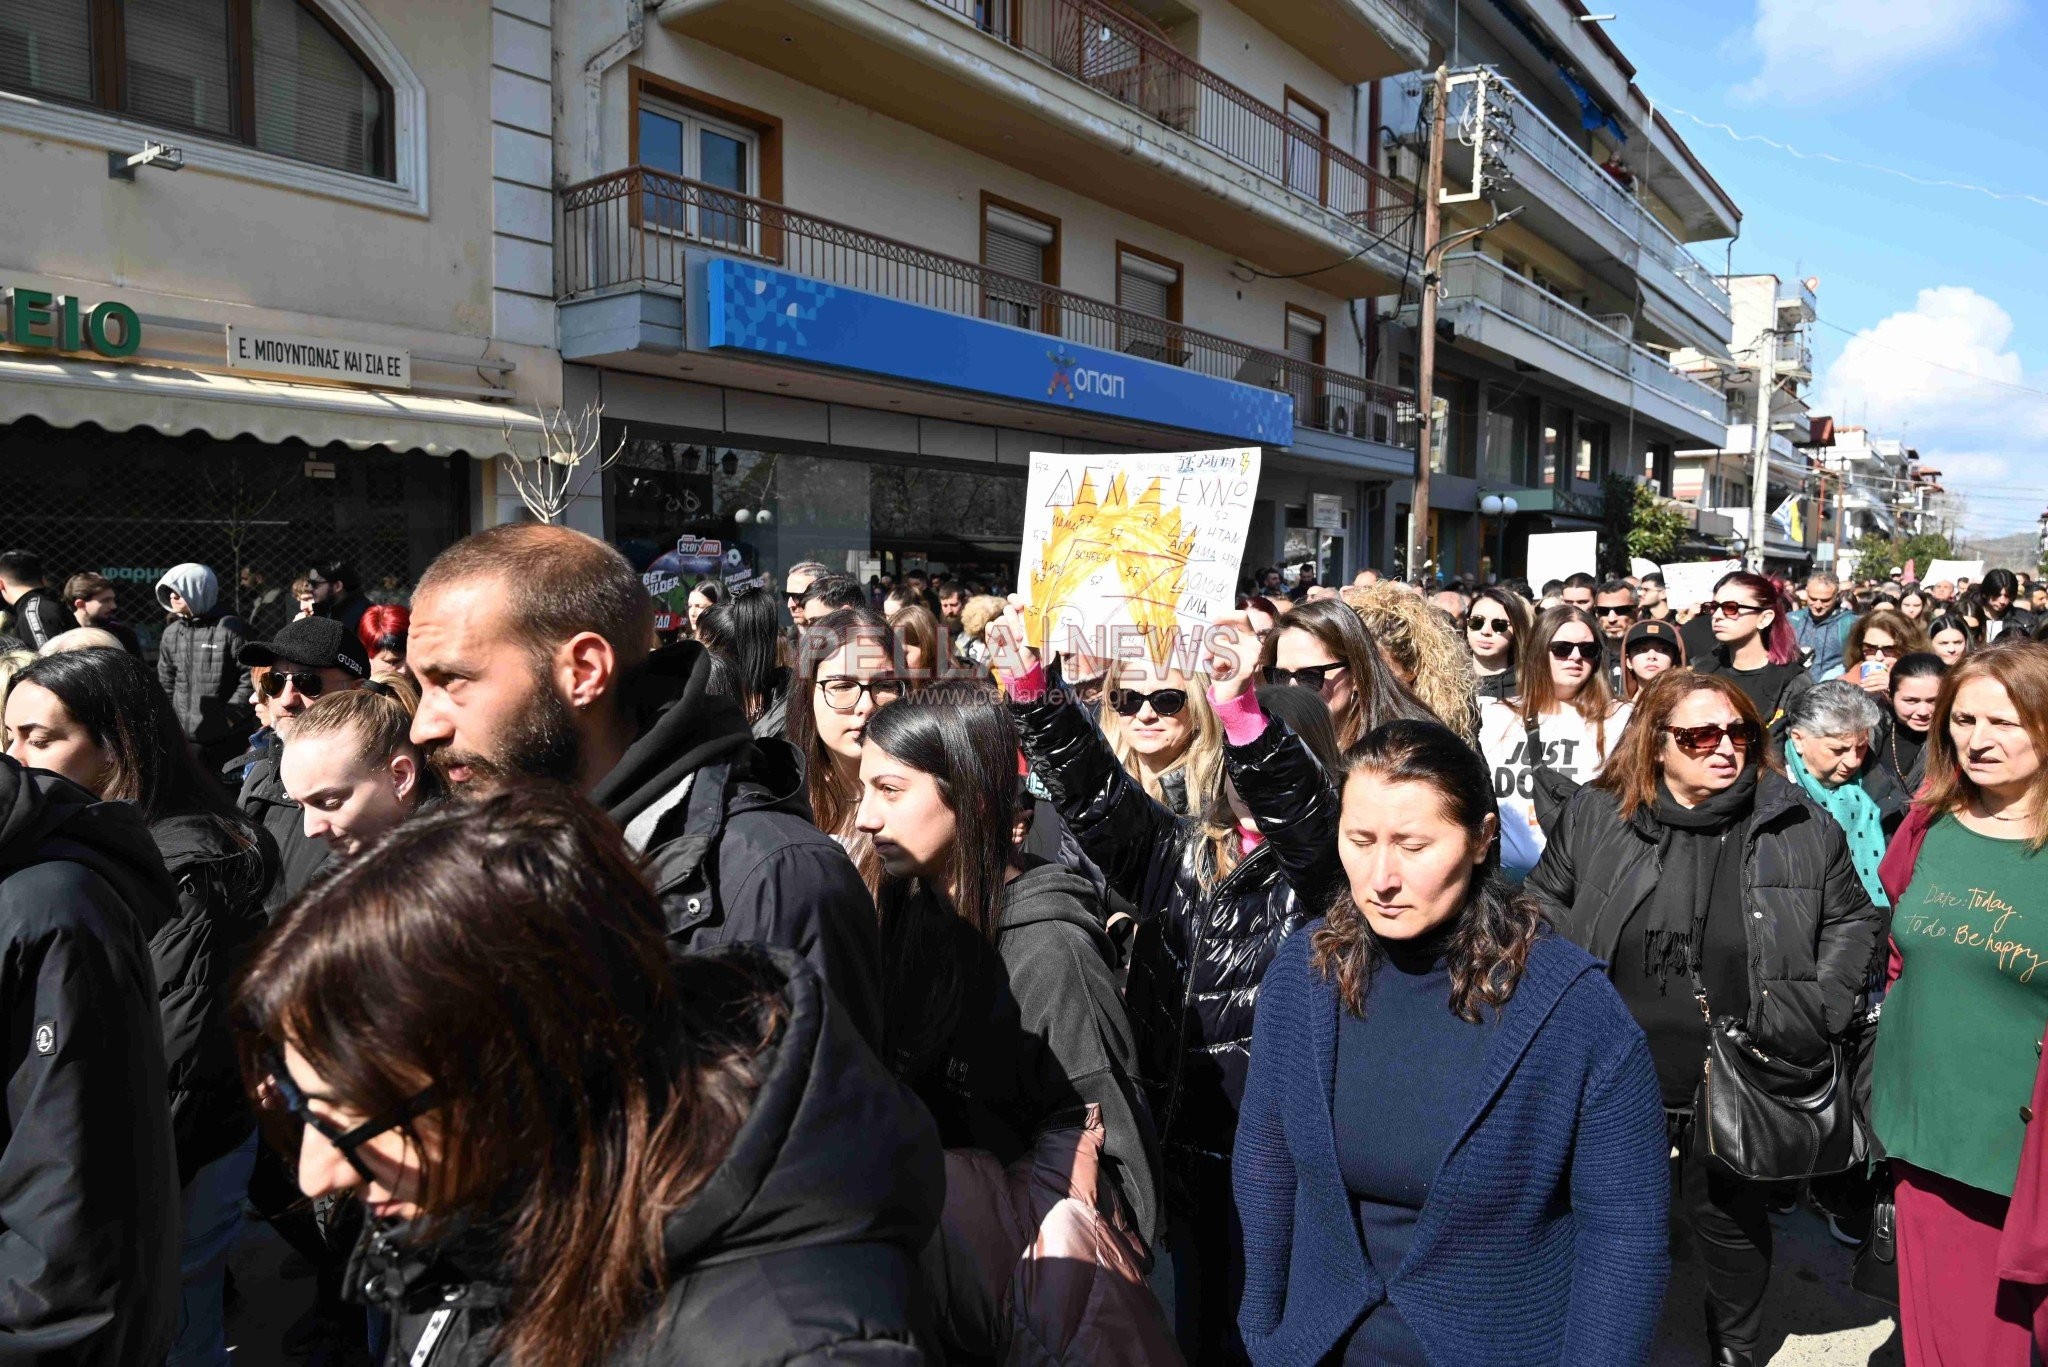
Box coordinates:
[0,532,2043,1367]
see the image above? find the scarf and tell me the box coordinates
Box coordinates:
[1641,766,1757,990]
[1786,742,1892,908]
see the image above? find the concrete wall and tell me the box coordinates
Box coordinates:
[1177,0,1361,155]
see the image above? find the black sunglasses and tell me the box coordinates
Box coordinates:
[1263,662,1347,691]
[1708,600,1765,618]
[260,1047,444,1187]
[817,676,904,712]
[1664,721,1760,755]
[1109,687,1189,718]
[261,669,327,699]
[1593,604,1635,617]
[1547,640,1604,662]
[1467,614,1512,634]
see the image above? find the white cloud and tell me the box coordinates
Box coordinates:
[1815,287,2048,537]
[1734,0,2017,104]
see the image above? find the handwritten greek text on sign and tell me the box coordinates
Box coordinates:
[227,327,411,390]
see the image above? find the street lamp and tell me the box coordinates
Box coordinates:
[1480,493,1518,581]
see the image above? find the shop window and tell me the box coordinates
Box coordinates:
[638,102,759,249]
[981,197,1059,333]
[1575,418,1609,484]
[0,0,393,178]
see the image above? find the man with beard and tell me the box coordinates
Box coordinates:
[407,524,882,1044]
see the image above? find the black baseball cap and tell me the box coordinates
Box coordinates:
[238,616,370,677]
[1623,618,1684,662]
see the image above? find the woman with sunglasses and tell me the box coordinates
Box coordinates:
[1928,612,1976,668]
[1341,582,1481,742]
[1846,607,1930,698]
[786,606,904,894]
[1097,653,1223,816]
[1870,645,2048,1362]
[1527,671,1882,1367]
[3,647,278,1367]
[992,604,1351,1363]
[237,786,942,1367]
[1693,570,1813,737]
[1478,605,1631,870]
[1254,596,1429,750]
[1465,586,1531,704]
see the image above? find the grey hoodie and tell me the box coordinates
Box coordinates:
[155,563,219,617]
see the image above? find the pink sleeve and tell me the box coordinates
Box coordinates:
[1006,661,1049,704]
[1212,688,1268,746]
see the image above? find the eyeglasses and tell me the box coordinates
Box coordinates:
[817,676,904,712]
[1664,721,1761,755]
[1593,604,1636,618]
[1263,662,1347,692]
[305,576,329,588]
[1862,643,1900,660]
[1708,600,1765,618]
[261,669,327,699]
[259,1047,444,1187]
[1466,614,1512,634]
[1109,687,1189,718]
[1547,640,1604,662]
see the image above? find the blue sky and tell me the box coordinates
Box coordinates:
[1605,0,2048,541]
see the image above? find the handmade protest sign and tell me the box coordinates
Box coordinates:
[1924,559,1985,588]
[1018,448,1261,664]
[1661,558,1742,612]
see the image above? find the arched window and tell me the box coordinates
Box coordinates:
[0,0,394,180]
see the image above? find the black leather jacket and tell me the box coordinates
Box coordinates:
[1013,695,1340,1194]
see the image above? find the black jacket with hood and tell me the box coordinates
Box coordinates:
[360,946,943,1367]
[590,642,884,1046]
[892,858,1161,1246]
[150,813,277,1183]
[5,587,71,650]
[0,758,180,1365]
[1525,773,1887,1066]
[236,742,330,917]
[155,565,254,750]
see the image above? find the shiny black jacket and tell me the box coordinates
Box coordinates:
[1525,773,1887,1065]
[234,743,329,918]
[361,946,941,1366]
[156,610,254,749]
[1014,696,1340,1184]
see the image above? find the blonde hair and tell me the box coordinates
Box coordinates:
[1098,656,1223,810]
[0,648,36,708]
[1339,583,1480,743]
[38,628,124,657]
[287,676,422,770]
[958,595,1008,639]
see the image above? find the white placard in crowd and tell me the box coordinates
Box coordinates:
[1630,556,1659,579]
[1660,558,1742,611]
[1018,447,1261,661]
[1923,559,1984,587]
[1525,531,1598,589]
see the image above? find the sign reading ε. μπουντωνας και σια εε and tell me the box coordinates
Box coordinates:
[1,285,141,358]
[225,326,412,389]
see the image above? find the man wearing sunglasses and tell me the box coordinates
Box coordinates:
[233,618,372,914]
[1592,580,1638,694]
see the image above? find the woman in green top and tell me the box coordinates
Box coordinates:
[1871,644,2048,1362]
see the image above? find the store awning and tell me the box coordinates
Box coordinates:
[0,354,545,459]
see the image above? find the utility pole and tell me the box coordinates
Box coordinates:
[1407,65,1449,585]
[1747,334,1774,575]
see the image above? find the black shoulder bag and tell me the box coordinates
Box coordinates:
[1691,967,1856,1181]
[1522,714,1581,839]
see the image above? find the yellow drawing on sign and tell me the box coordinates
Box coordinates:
[1028,471,1195,664]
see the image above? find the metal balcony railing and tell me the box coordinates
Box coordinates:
[923,0,1414,236]
[1637,210,1732,315]
[1436,253,1727,424]
[1775,332,1813,373]
[559,169,1416,444]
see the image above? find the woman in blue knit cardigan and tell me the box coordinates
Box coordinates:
[1233,719,1670,1366]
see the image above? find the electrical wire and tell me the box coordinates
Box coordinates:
[1230,201,1421,283]
[1809,313,2048,400]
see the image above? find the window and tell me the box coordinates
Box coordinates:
[1540,405,1568,487]
[639,102,759,249]
[1282,306,1325,427]
[0,0,392,178]
[1484,394,1535,486]
[1575,418,1609,484]
[981,198,1058,333]
[1283,90,1326,203]
[1116,244,1183,363]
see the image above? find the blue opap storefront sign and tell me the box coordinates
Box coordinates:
[698,257,1293,446]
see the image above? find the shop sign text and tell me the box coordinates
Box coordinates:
[1,286,142,358]
[227,327,412,389]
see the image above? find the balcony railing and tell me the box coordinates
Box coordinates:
[922,0,1413,235]
[1437,253,1727,424]
[559,169,1416,444]
[1637,210,1731,315]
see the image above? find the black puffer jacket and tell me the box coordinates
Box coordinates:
[1525,773,1887,1064]
[235,742,330,917]
[1014,696,1340,1183]
[591,642,884,1047]
[0,758,179,1365]
[149,814,276,1184]
[157,609,254,750]
[362,945,942,1366]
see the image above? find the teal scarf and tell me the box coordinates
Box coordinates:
[1786,743,1891,908]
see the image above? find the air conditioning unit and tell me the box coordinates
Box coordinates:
[1317,397,1351,435]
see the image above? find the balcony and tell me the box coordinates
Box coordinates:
[1421,253,1729,448]
[1431,71,1731,354]
[559,169,1416,449]
[1774,331,1813,380]
[1220,0,1427,83]
[658,0,1416,298]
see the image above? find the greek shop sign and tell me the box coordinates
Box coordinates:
[228,327,412,389]
[0,285,142,358]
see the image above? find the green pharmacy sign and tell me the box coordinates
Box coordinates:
[1,285,142,358]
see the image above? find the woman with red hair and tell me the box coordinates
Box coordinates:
[356,604,410,681]
[1693,570,1812,737]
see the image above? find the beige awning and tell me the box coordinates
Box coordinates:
[0,354,545,458]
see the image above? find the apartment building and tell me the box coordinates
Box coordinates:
[1373,0,1739,579]
[0,0,558,642]
[555,0,1434,587]
[1817,426,1912,549]
[1671,273,1818,572]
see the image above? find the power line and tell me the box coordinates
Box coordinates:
[1804,313,2048,401]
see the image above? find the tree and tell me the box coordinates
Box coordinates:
[500,402,624,525]
[1850,531,1953,582]
[1603,474,1690,573]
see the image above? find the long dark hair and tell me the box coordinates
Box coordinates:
[862,686,1020,1076]
[786,606,893,894]
[1713,570,1798,665]
[235,789,783,1367]
[697,587,784,722]
[1469,584,1531,673]
[1254,597,1430,748]
[1516,606,1620,762]
[1309,719,1543,1021]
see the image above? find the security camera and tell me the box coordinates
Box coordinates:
[108,142,186,181]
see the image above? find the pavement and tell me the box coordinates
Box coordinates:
[223,1190,1902,1366]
